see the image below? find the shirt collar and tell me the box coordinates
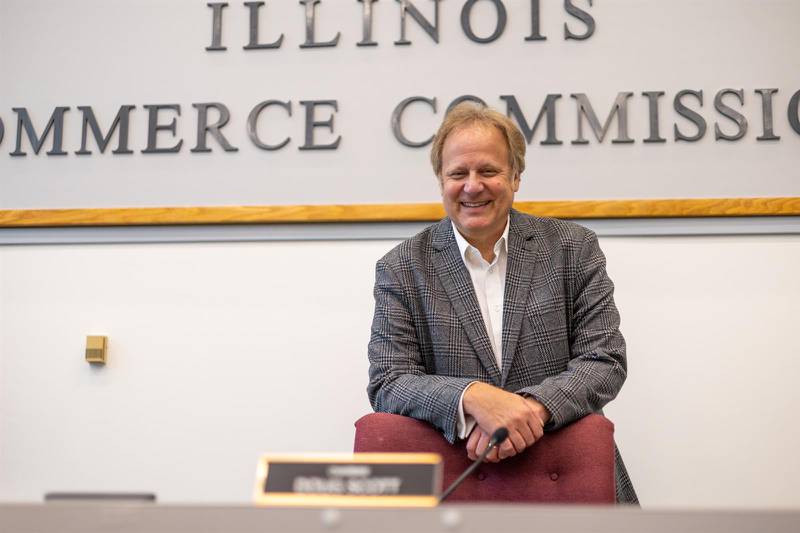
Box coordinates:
[451,216,510,264]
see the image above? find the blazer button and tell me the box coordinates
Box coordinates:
[476,472,487,481]
[550,472,559,481]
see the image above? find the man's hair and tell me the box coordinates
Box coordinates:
[429,101,526,180]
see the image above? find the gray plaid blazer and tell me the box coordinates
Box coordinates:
[367,209,637,503]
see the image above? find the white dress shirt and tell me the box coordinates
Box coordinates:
[452,218,510,439]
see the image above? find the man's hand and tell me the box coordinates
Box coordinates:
[462,382,549,460]
[466,427,500,462]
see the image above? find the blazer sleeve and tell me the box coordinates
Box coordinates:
[367,257,474,443]
[516,229,627,430]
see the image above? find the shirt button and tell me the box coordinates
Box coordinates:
[477,472,487,481]
[550,473,559,481]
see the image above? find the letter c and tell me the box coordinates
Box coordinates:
[248,100,292,150]
[391,96,438,147]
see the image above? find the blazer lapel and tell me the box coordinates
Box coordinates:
[500,210,541,386]
[431,219,502,384]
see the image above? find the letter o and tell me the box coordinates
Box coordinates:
[460,0,507,44]
[788,89,800,135]
[447,95,488,114]
[0,116,4,147]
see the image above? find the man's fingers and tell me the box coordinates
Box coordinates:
[516,421,536,447]
[475,431,492,460]
[531,419,544,441]
[497,440,513,460]
[522,401,545,441]
[524,415,544,442]
[485,445,501,463]
[524,397,552,426]
[501,431,526,458]
[465,428,481,461]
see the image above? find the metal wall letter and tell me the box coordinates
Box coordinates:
[142,105,183,154]
[247,100,292,150]
[299,0,340,48]
[75,105,135,155]
[391,96,437,147]
[789,90,800,136]
[501,94,562,145]
[446,95,487,113]
[206,2,228,51]
[358,0,379,46]
[755,88,780,141]
[571,92,634,144]
[526,0,546,41]
[673,90,706,142]
[714,89,747,141]
[191,103,238,152]
[10,107,70,156]
[395,0,440,45]
[299,100,341,150]
[0,117,4,148]
[642,91,666,143]
[564,0,594,41]
[461,0,507,44]
[244,1,284,49]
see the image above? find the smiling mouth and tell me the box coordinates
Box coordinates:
[461,201,490,208]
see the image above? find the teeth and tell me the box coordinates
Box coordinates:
[462,201,489,207]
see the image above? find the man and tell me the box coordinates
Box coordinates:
[367,102,637,504]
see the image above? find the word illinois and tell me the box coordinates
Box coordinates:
[2,88,799,157]
[206,0,596,51]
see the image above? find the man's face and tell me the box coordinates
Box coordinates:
[439,124,520,245]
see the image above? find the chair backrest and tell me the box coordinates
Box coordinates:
[353,413,615,503]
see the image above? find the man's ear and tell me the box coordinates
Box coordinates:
[512,172,521,192]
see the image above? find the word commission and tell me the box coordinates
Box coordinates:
[2,90,799,157]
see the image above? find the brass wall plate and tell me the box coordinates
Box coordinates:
[85,335,107,364]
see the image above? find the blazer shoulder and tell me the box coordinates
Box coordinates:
[512,211,594,248]
[376,222,440,273]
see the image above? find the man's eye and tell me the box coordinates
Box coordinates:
[449,171,467,178]
[482,169,498,176]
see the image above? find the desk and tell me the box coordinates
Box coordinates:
[1,504,799,533]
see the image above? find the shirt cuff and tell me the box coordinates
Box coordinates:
[456,381,480,440]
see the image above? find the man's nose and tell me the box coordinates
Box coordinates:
[463,172,484,193]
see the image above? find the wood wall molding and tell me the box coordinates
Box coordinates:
[0,197,798,228]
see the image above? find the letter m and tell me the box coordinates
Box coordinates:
[76,106,136,154]
[571,92,634,144]
[11,107,70,156]
[501,94,563,145]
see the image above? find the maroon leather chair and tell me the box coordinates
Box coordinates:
[354,413,615,504]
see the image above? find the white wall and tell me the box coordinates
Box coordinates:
[602,235,800,509]
[1,234,799,508]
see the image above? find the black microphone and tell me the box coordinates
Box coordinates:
[439,427,509,503]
